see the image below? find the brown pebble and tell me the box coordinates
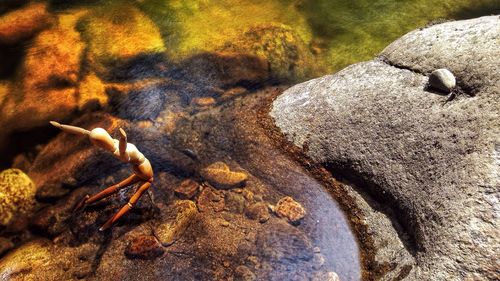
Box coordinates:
[274,196,306,224]
[245,202,270,223]
[174,179,200,199]
[125,235,164,260]
[200,162,248,189]
[192,97,216,107]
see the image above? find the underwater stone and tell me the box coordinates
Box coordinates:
[125,235,164,260]
[80,4,166,80]
[245,202,270,223]
[0,2,53,45]
[0,18,84,134]
[0,169,36,226]
[174,179,200,199]
[274,196,306,224]
[429,68,456,92]
[154,200,198,246]
[219,23,317,82]
[200,162,248,189]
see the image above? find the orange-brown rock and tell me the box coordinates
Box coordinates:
[200,162,248,189]
[0,2,53,45]
[0,18,84,134]
[174,179,199,199]
[274,196,306,224]
[125,235,164,260]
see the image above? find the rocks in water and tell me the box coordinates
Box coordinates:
[79,4,166,80]
[256,219,313,262]
[174,179,200,199]
[196,185,225,212]
[0,2,53,45]
[0,239,51,279]
[176,52,270,90]
[0,13,84,134]
[272,16,500,280]
[245,202,270,223]
[200,162,248,189]
[192,97,216,107]
[78,72,108,111]
[0,168,36,226]
[154,200,198,246]
[274,196,306,224]
[220,23,317,82]
[125,235,164,260]
[428,68,456,92]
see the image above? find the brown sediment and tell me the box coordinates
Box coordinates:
[256,87,379,281]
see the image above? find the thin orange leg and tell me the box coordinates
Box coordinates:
[99,181,151,231]
[74,174,141,212]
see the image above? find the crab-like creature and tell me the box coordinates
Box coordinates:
[50,121,154,231]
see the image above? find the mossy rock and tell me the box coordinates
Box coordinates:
[79,4,166,80]
[220,23,318,82]
[0,168,36,226]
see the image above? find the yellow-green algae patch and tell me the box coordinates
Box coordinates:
[0,168,36,226]
[79,3,165,70]
[139,0,312,58]
[299,0,500,72]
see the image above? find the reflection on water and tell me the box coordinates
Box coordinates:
[0,0,497,280]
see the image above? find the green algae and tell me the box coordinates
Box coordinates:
[52,0,498,77]
[299,0,500,72]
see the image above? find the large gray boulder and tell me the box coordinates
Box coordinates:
[271,16,499,280]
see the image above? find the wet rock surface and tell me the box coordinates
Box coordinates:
[0,2,53,45]
[272,16,499,280]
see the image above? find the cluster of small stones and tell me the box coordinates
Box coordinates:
[125,161,307,261]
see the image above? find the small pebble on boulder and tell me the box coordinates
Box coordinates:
[200,162,248,189]
[274,196,306,224]
[428,68,456,93]
[125,235,164,260]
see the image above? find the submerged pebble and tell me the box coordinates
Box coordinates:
[200,162,248,189]
[125,235,164,260]
[429,68,456,92]
[245,202,270,223]
[274,196,306,224]
[174,179,200,199]
[154,200,198,246]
